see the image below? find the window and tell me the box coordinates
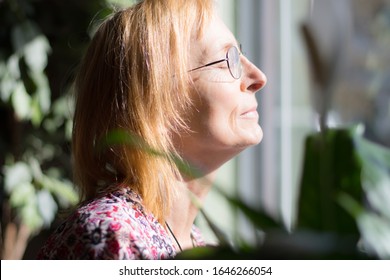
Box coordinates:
[200,0,313,245]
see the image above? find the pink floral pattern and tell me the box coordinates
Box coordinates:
[38,188,205,259]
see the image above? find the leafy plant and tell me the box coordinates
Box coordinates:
[99,123,390,260]
[0,0,128,260]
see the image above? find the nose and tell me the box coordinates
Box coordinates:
[240,56,267,93]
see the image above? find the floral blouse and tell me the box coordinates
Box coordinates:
[37,188,205,260]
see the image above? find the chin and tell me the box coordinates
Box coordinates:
[248,134,263,146]
[255,127,264,144]
[239,126,263,147]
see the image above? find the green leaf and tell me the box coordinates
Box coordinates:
[30,71,51,114]
[336,192,364,218]
[357,212,390,259]
[23,35,51,72]
[4,162,32,193]
[65,120,73,140]
[297,128,362,234]
[43,96,73,133]
[198,208,231,247]
[106,0,135,8]
[337,191,390,259]
[31,96,44,126]
[213,186,282,230]
[7,54,21,79]
[354,132,390,171]
[0,61,5,77]
[9,182,35,208]
[0,62,12,102]
[21,199,44,231]
[29,157,43,181]
[37,190,58,227]
[364,175,390,220]
[0,55,20,102]
[347,127,390,258]
[40,175,79,207]
[353,134,390,219]
[52,95,74,118]
[12,82,31,120]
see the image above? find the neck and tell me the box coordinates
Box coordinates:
[165,171,216,251]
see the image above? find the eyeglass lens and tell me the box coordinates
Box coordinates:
[227,46,242,79]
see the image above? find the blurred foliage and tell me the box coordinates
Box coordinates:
[0,0,132,259]
[297,0,390,259]
[298,126,390,259]
[177,1,390,260]
[298,127,363,235]
[175,127,390,260]
[101,125,390,260]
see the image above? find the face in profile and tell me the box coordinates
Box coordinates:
[177,12,267,169]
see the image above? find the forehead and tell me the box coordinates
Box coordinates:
[194,14,238,57]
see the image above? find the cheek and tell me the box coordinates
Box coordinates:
[196,93,238,131]
[187,83,262,148]
[202,99,263,148]
[192,98,241,144]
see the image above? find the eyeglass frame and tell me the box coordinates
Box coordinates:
[188,45,243,79]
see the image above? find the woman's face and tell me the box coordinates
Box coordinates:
[178,13,267,171]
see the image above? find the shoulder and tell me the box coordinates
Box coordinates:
[38,188,176,260]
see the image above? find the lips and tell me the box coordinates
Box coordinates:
[240,106,258,118]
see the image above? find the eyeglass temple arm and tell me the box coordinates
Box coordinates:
[188,58,228,72]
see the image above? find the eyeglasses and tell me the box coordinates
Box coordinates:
[188,45,242,79]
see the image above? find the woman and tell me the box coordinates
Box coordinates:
[38,0,266,260]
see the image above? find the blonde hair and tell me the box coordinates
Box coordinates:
[72,0,213,222]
